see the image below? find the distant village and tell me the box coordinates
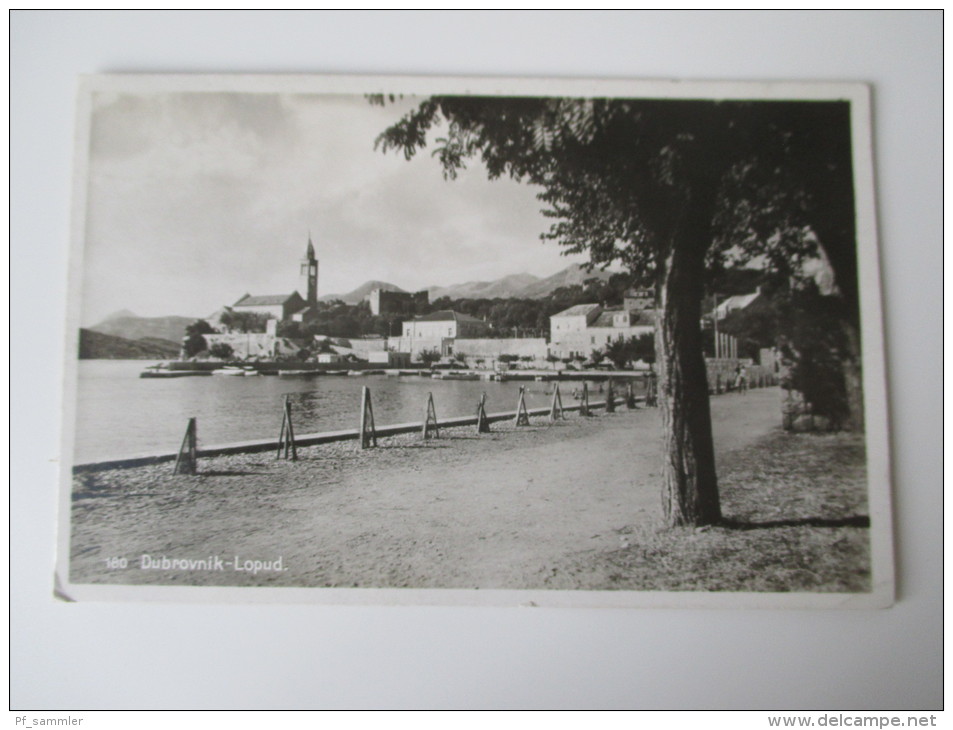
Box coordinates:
[187,235,768,373]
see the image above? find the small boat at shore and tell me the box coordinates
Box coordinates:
[212,365,259,376]
[139,364,211,378]
[277,369,320,377]
[431,371,480,381]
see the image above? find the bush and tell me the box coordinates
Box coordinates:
[209,343,234,360]
[417,348,441,366]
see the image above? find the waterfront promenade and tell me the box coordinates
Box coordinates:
[68,387,869,593]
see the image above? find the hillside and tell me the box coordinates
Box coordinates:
[515,264,616,299]
[320,280,405,304]
[315,265,619,306]
[78,329,181,360]
[428,272,540,301]
[89,313,197,343]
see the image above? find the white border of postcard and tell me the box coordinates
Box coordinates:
[56,74,893,608]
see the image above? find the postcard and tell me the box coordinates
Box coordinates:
[56,74,892,607]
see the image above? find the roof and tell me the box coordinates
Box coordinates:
[589,309,657,328]
[714,290,761,318]
[411,310,486,324]
[551,303,602,318]
[624,288,654,299]
[592,312,619,328]
[234,292,302,307]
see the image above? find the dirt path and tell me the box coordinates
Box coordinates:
[69,388,783,590]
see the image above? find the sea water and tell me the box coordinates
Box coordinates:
[71,361,627,463]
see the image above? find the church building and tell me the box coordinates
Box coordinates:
[228,236,319,324]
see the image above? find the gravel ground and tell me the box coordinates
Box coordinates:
[67,388,856,592]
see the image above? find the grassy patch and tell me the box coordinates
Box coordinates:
[555,430,871,592]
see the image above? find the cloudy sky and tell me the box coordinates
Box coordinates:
[79,90,591,325]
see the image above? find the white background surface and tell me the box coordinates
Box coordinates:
[10,10,942,709]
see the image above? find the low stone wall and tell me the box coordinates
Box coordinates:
[203,333,302,359]
[387,336,549,362]
[388,336,444,359]
[334,337,389,357]
[452,338,549,360]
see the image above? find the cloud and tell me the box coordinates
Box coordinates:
[80,91,589,324]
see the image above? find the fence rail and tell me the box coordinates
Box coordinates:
[72,396,638,474]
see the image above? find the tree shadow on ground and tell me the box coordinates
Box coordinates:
[720,515,870,530]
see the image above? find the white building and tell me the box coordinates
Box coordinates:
[711,287,762,321]
[401,310,492,340]
[549,304,603,340]
[218,236,320,328]
[549,302,654,360]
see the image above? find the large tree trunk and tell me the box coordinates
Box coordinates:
[654,213,722,527]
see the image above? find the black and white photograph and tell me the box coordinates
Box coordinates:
[13,9,943,713]
[55,74,892,607]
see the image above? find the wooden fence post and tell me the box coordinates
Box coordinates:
[579,381,590,416]
[514,386,530,426]
[476,392,490,433]
[605,378,615,413]
[549,383,564,421]
[360,386,377,449]
[626,382,637,409]
[277,395,297,461]
[423,392,440,439]
[173,417,197,475]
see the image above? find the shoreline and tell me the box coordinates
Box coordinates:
[71,395,626,473]
[66,387,870,594]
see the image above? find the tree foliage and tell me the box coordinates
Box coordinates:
[220,310,271,334]
[603,333,656,369]
[373,94,859,526]
[183,319,215,357]
[209,342,235,360]
[417,348,441,366]
[374,96,853,278]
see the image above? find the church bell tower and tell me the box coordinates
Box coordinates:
[299,233,318,307]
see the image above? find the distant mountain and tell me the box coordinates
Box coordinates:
[89,313,198,343]
[428,264,615,301]
[320,280,406,305]
[428,273,541,301]
[516,264,616,299]
[78,329,181,360]
[101,308,139,321]
[318,264,619,308]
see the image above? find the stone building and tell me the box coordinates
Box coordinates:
[549,296,656,360]
[401,310,492,340]
[391,310,493,359]
[226,236,319,325]
[368,288,429,316]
